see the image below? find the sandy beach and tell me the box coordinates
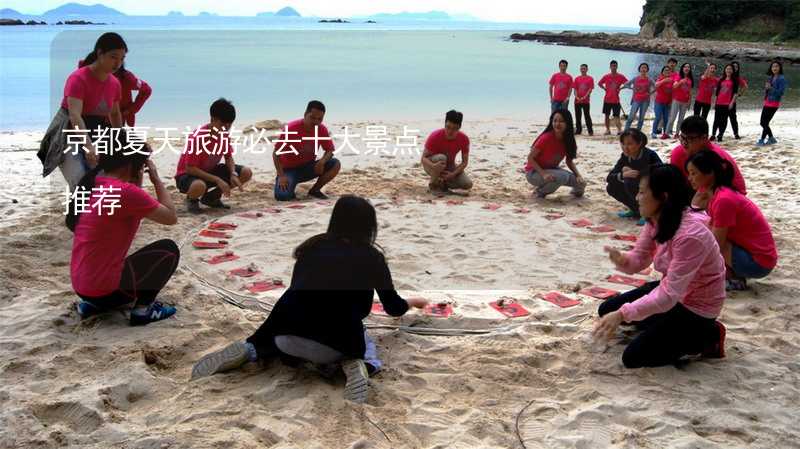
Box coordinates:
[1,109,799,448]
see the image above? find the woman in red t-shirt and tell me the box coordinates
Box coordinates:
[693,63,718,119]
[524,109,585,198]
[727,61,748,140]
[667,63,693,138]
[114,65,152,127]
[710,64,739,142]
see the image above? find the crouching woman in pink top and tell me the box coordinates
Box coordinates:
[593,164,727,368]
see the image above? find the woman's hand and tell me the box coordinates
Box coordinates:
[593,310,624,341]
[604,245,627,269]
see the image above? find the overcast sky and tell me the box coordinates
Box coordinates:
[4,0,646,26]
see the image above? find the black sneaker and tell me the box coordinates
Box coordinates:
[201,198,230,209]
[308,190,328,200]
[186,198,202,214]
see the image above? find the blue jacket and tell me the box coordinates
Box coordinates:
[766,75,787,103]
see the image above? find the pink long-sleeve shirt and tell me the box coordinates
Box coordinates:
[618,210,726,322]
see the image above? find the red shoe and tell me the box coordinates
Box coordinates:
[703,321,726,359]
[660,133,669,140]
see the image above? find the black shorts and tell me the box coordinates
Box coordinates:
[175,164,244,193]
[603,102,621,117]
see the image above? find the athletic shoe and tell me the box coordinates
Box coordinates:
[201,198,230,209]
[342,359,369,403]
[186,198,202,214]
[308,189,328,200]
[76,300,100,319]
[702,321,726,359]
[734,134,741,140]
[130,302,176,326]
[660,133,669,140]
[191,342,250,380]
[651,133,658,139]
[767,137,778,145]
[617,210,637,219]
[636,218,646,226]
[726,278,747,291]
[756,139,766,147]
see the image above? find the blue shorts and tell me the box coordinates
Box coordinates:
[274,158,339,201]
[731,244,773,279]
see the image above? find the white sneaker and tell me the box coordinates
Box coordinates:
[191,342,249,380]
[342,359,369,403]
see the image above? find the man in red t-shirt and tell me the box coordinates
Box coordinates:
[598,60,628,135]
[421,110,472,192]
[174,98,253,213]
[549,60,573,113]
[573,63,595,136]
[273,100,341,201]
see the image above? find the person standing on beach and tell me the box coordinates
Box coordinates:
[175,98,253,213]
[524,109,586,198]
[549,60,573,112]
[598,60,628,135]
[114,65,152,127]
[667,57,680,81]
[191,195,429,404]
[38,32,126,191]
[68,130,180,325]
[273,100,341,201]
[666,63,694,139]
[606,129,662,225]
[693,63,718,119]
[652,66,674,139]
[421,110,473,193]
[622,63,655,131]
[573,64,595,135]
[727,61,748,140]
[710,64,739,142]
[593,164,727,368]
[757,61,787,146]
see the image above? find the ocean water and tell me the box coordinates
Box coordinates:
[0,18,794,132]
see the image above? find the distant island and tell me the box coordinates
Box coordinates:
[319,19,349,24]
[42,2,125,18]
[256,7,301,18]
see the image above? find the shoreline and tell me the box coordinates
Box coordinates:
[510,31,800,63]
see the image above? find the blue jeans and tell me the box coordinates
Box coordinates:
[551,100,568,113]
[625,100,650,131]
[731,244,773,279]
[274,157,339,201]
[652,102,670,136]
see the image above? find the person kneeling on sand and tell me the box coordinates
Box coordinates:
[524,109,586,199]
[421,110,473,193]
[593,164,727,368]
[192,195,428,403]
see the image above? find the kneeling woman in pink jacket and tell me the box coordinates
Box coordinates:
[593,164,727,368]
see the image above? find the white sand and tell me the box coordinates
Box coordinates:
[1,110,799,448]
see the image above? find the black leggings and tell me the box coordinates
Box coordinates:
[606,177,640,214]
[760,106,779,140]
[78,239,180,310]
[728,102,739,137]
[693,101,711,119]
[574,103,593,134]
[712,105,730,138]
[598,281,719,368]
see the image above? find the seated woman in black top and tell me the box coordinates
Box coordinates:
[191,195,427,403]
[606,129,662,225]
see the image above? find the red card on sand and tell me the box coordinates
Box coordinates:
[514,207,531,214]
[579,286,619,300]
[287,204,306,209]
[316,200,332,206]
[229,267,261,277]
[489,299,530,317]
[371,303,386,314]
[544,212,565,221]
[570,218,593,228]
[204,253,239,265]
[606,274,647,287]
[193,241,228,249]
[237,212,263,219]
[589,225,616,233]
[539,292,581,308]
[483,203,502,211]
[424,303,453,317]
[245,280,283,293]
[446,199,464,206]
[613,234,637,242]
[209,222,237,230]
[199,229,232,239]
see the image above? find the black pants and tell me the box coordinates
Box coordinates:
[712,105,730,138]
[606,177,639,214]
[574,103,593,134]
[728,102,739,137]
[598,281,719,368]
[760,106,779,140]
[693,101,711,120]
[78,239,180,310]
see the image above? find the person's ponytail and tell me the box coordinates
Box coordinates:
[78,32,128,69]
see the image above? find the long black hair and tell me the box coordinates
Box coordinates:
[535,109,578,160]
[767,60,784,76]
[644,164,692,243]
[293,195,380,260]
[65,129,149,232]
[79,32,127,68]
[716,63,739,97]
[686,150,736,192]
[678,62,694,86]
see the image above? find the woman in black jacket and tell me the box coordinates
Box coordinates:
[606,129,663,224]
[192,195,427,403]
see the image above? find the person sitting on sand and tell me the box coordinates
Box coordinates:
[68,130,180,326]
[593,164,727,368]
[273,100,341,201]
[606,129,662,225]
[421,110,473,193]
[686,150,778,291]
[191,195,428,403]
[524,109,586,199]
[174,98,253,213]
[669,116,746,209]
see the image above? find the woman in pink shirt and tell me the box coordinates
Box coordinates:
[67,130,180,326]
[114,65,152,127]
[686,150,777,291]
[711,64,739,142]
[693,63,718,119]
[593,164,726,368]
[652,66,674,140]
[667,63,693,139]
[622,63,656,132]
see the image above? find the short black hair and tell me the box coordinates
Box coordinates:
[638,62,649,72]
[610,60,618,66]
[210,98,236,123]
[305,100,326,114]
[559,59,568,66]
[580,63,588,68]
[445,110,463,126]
[680,115,709,136]
[619,128,647,148]
[668,57,678,64]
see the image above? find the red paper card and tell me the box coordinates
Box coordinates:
[199,229,232,239]
[204,253,239,265]
[371,303,386,314]
[446,199,464,206]
[589,225,616,233]
[193,241,228,249]
[606,274,647,287]
[229,267,261,277]
[514,207,531,214]
[483,203,502,211]
[544,213,565,221]
[423,303,453,318]
[579,286,620,300]
[286,204,306,209]
[315,200,332,206]
[245,280,283,293]
[612,234,637,242]
[539,291,582,308]
[570,218,593,228]
[237,212,263,219]
[489,300,530,317]
[208,222,237,230]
